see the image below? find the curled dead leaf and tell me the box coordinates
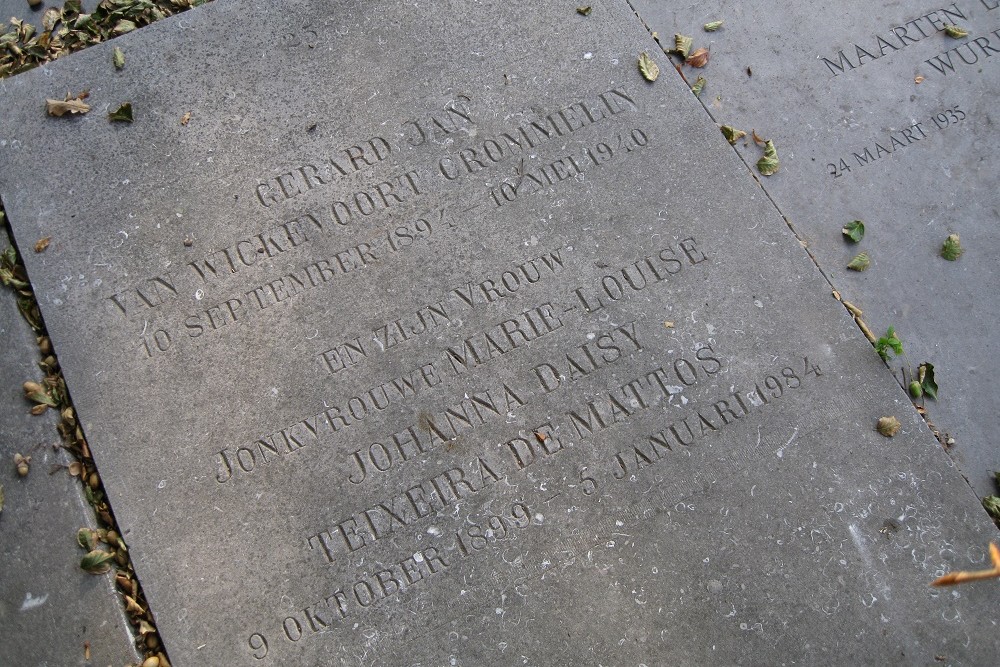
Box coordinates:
[673,34,693,58]
[756,139,779,176]
[46,97,90,117]
[34,237,51,253]
[943,24,968,39]
[638,52,660,81]
[180,111,192,126]
[720,125,746,144]
[124,594,144,615]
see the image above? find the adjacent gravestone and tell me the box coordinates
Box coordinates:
[631,0,1000,499]
[0,233,140,667]
[0,1,997,664]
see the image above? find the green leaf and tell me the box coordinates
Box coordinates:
[983,495,1000,520]
[756,139,779,176]
[691,76,706,97]
[108,102,133,123]
[908,380,923,399]
[917,362,938,400]
[112,46,125,69]
[638,51,659,82]
[943,24,968,39]
[673,33,693,58]
[112,19,136,35]
[720,125,746,144]
[576,6,592,16]
[77,527,97,550]
[847,251,870,272]
[842,220,865,243]
[704,20,724,32]
[875,325,903,361]
[940,233,963,261]
[26,390,57,407]
[80,549,114,574]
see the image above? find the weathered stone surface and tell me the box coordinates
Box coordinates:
[0,1,997,665]
[631,0,1000,498]
[0,228,140,667]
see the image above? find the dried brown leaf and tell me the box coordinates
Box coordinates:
[34,237,51,253]
[686,47,710,68]
[46,97,90,117]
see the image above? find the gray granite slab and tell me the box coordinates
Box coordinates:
[0,0,997,665]
[0,226,140,666]
[630,0,1000,499]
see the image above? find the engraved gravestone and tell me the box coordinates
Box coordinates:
[0,1,997,664]
[631,0,1000,498]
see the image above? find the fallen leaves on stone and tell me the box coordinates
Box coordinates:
[686,47,710,68]
[875,326,903,361]
[847,251,870,271]
[672,33,693,58]
[916,362,938,399]
[180,111,192,125]
[46,90,90,116]
[691,76,705,96]
[983,496,1000,521]
[80,549,115,575]
[943,24,969,39]
[109,102,134,123]
[931,542,1000,586]
[113,46,125,69]
[842,220,865,243]
[34,236,51,252]
[1,0,207,80]
[940,233,963,260]
[576,6,592,16]
[704,20,724,32]
[720,125,746,144]
[756,139,779,176]
[638,51,659,81]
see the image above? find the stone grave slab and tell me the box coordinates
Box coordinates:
[631,0,1000,499]
[0,229,140,666]
[1,0,998,664]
